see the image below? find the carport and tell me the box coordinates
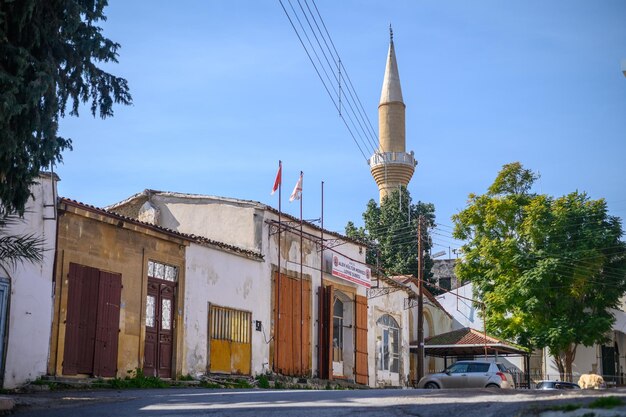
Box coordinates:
[411,327,532,388]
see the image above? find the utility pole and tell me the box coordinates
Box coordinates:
[417,215,424,382]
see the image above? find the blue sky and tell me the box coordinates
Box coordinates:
[56,0,626,254]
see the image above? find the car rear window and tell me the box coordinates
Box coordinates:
[496,364,508,372]
[468,363,490,373]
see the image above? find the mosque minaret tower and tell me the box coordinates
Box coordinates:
[369,28,417,203]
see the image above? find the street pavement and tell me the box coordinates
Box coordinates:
[8,387,626,417]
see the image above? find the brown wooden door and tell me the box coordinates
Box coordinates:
[317,285,334,380]
[63,263,121,377]
[274,272,311,376]
[93,272,122,377]
[144,278,175,378]
[354,294,369,385]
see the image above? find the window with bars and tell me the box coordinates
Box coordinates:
[209,305,251,344]
[377,314,400,373]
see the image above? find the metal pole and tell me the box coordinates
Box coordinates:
[276,161,282,372]
[300,171,304,374]
[483,303,488,358]
[319,181,324,378]
[417,215,424,381]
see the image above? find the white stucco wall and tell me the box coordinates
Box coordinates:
[148,195,262,253]
[436,284,482,330]
[368,287,410,387]
[542,345,599,382]
[1,174,57,388]
[183,243,268,377]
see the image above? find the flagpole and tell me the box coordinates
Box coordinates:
[299,171,304,374]
[277,160,282,372]
[319,180,324,378]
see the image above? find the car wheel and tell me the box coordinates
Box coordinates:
[486,383,500,388]
[424,382,439,389]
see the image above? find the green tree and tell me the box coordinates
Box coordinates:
[346,187,439,292]
[453,162,626,381]
[1,0,132,217]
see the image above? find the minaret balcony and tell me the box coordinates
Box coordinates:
[368,151,417,168]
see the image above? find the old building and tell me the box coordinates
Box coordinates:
[49,198,191,379]
[108,190,373,384]
[0,173,58,388]
[431,259,462,292]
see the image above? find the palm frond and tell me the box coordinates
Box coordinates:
[0,233,45,269]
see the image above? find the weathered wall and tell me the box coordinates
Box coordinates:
[50,203,187,378]
[368,287,410,387]
[183,243,267,376]
[153,196,262,253]
[1,174,57,388]
[263,209,368,382]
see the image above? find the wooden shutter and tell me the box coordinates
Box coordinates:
[317,285,334,380]
[62,263,83,375]
[354,294,368,385]
[93,271,122,377]
[63,264,121,377]
[302,279,312,375]
[77,266,100,374]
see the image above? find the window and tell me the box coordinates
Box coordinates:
[148,260,178,282]
[210,305,251,344]
[332,298,344,362]
[447,362,469,374]
[377,314,400,373]
[468,363,490,373]
[439,277,451,291]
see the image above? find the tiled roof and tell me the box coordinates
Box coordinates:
[106,189,365,248]
[425,327,501,346]
[417,327,529,357]
[59,197,264,261]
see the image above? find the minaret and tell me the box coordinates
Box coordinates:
[369,27,417,203]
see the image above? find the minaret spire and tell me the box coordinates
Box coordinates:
[369,28,417,203]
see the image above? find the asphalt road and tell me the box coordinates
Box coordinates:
[11,387,626,417]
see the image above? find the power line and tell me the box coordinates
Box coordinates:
[279,0,384,162]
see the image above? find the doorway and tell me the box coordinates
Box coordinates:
[144,261,177,378]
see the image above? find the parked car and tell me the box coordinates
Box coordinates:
[536,380,581,390]
[417,360,515,389]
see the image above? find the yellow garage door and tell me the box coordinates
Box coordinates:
[209,305,251,375]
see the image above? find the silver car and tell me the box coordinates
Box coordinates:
[418,360,515,389]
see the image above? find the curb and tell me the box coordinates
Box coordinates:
[0,396,15,412]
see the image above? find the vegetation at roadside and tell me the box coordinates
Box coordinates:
[108,369,169,389]
[588,396,624,409]
[453,162,626,381]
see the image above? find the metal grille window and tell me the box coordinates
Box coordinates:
[377,314,400,373]
[210,305,251,344]
[148,260,178,282]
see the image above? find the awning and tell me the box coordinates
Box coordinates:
[410,327,529,358]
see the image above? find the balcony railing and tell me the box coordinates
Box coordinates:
[369,151,417,168]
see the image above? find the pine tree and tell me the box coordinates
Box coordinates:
[0,0,131,217]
